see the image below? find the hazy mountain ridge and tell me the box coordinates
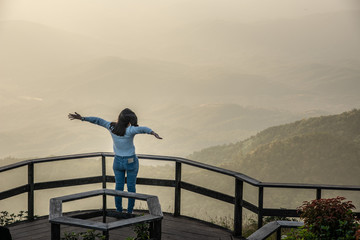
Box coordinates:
[0,103,320,161]
[189,109,360,185]
[242,109,360,152]
[239,132,360,184]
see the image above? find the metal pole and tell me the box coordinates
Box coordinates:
[103,193,107,224]
[316,188,322,200]
[102,154,107,189]
[258,186,264,229]
[234,178,243,237]
[149,219,162,240]
[174,162,182,216]
[28,162,34,221]
[51,223,60,240]
[102,155,107,223]
[277,227,282,240]
[103,230,109,240]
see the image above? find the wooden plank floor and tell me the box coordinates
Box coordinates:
[7,212,241,240]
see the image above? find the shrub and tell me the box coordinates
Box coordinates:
[81,230,106,240]
[62,230,105,240]
[284,226,317,240]
[62,232,79,240]
[285,196,359,239]
[125,222,150,240]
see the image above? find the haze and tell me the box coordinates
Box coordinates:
[0,0,359,159]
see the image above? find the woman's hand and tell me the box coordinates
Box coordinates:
[151,131,163,139]
[68,112,83,120]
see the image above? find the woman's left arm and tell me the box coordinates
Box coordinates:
[150,131,163,139]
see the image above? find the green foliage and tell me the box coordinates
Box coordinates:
[81,230,106,240]
[62,232,79,240]
[284,197,359,240]
[62,230,105,240]
[125,222,150,240]
[0,211,28,226]
[133,222,150,240]
[284,226,318,240]
[299,196,357,237]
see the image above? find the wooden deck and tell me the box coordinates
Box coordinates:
[7,211,241,240]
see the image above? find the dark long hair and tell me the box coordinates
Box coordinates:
[110,108,138,136]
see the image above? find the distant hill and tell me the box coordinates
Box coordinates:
[189,109,360,185]
[0,103,321,161]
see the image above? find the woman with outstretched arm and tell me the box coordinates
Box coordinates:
[68,108,162,213]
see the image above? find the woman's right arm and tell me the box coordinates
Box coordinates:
[129,126,163,139]
[68,112,111,129]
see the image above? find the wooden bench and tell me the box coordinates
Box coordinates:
[49,189,163,240]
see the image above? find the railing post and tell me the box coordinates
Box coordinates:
[277,227,282,240]
[102,154,107,189]
[149,219,162,240]
[316,188,322,200]
[102,192,107,224]
[51,223,61,240]
[103,230,109,240]
[234,178,243,237]
[174,162,182,216]
[28,162,34,221]
[258,186,264,229]
[102,154,107,223]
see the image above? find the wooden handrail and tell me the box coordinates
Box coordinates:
[259,182,360,191]
[0,152,104,172]
[1,152,358,191]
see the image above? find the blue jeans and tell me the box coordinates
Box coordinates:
[112,155,139,213]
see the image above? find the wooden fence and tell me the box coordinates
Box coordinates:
[1,152,359,237]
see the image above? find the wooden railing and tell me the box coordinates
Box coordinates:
[0,152,359,237]
[247,221,304,240]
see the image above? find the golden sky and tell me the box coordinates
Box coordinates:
[1,0,358,31]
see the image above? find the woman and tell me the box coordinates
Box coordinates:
[68,108,162,213]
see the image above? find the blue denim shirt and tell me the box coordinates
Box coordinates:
[83,117,152,156]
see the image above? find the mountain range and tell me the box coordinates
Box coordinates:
[189,109,360,185]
